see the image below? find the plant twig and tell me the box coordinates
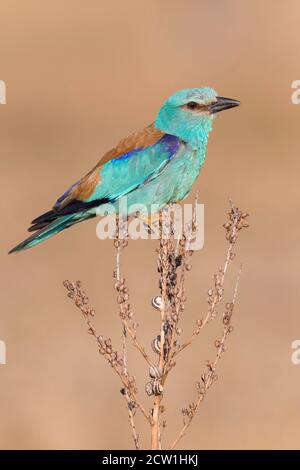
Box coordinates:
[116,240,140,449]
[113,228,153,369]
[175,204,249,357]
[63,201,249,450]
[169,264,243,450]
[150,213,167,450]
[63,279,151,425]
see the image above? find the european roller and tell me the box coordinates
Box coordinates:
[9,88,239,253]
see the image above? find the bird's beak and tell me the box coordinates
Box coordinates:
[209,96,240,114]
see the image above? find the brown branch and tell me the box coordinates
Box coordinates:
[123,318,153,368]
[63,279,151,425]
[175,203,249,357]
[63,201,249,450]
[150,198,201,450]
[150,215,168,450]
[113,234,153,369]
[116,241,140,449]
[169,265,242,450]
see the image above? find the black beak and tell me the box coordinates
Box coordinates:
[209,96,240,114]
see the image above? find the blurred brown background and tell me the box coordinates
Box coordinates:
[1,0,300,450]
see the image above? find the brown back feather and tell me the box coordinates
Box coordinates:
[60,123,164,206]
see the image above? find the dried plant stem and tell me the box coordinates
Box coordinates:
[170,265,242,450]
[151,235,167,450]
[151,303,166,450]
[121,323,140,449]
[63,279,150,424]
[115,239,142,449]
[122,318,153,368]
[114,221,152,369]
[175,239,233,355]
[151,396,162,450]
[176,203,248,356]
[150,205,197,450]
[125,392,140,450]
[165,241,189,373]
[63,201,249,450]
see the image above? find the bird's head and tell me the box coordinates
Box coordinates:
[155,88,240,148]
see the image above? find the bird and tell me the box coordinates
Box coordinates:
[9,87,240,253]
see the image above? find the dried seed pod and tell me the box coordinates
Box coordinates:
[128,401,136,411]
[151,296,163,311]
[149,364,161,379]
[175,255,182,267]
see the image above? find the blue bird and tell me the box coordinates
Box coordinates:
[9,88,239,253]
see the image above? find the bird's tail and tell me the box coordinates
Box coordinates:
[9,213,91,254]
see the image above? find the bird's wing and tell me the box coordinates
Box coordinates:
[29,124,180,231]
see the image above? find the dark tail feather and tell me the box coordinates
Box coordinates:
[9,213,94,254]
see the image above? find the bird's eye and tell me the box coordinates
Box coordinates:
[181,101,206,112]
[186,101,199,110]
